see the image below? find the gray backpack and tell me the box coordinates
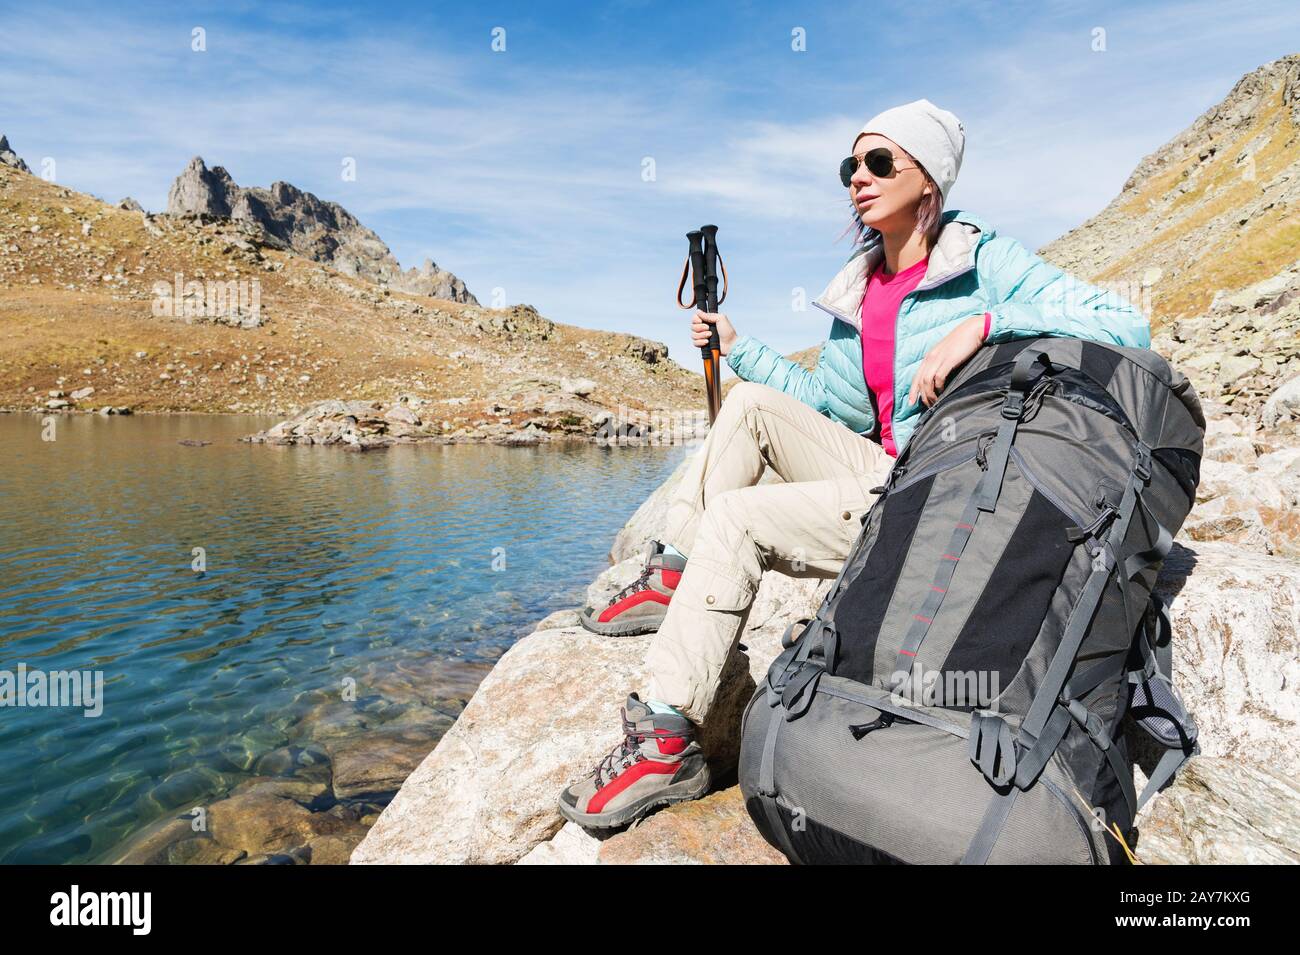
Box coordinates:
[738,338,1204,864]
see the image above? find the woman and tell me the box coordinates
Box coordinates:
[559,98,1151,830]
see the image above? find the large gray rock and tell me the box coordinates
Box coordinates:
[1261,374,1300,428]
[1136,758,1300,864]
[1151,541,1300,773]
[597,786,788,865]
[515,822,602,864]
[165,157,476,303]
[1176,412,1300,559]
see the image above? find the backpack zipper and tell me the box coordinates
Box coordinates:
[818,680,971,739]
[849,712,895,739]
[888,446,980,495]
[1008,446,1096,532]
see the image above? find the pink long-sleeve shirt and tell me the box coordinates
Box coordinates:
[860,257,990,457]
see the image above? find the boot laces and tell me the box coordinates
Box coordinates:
[607,546,660,607]
[591,707,688,789]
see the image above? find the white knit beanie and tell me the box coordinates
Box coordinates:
[856,98,965,204]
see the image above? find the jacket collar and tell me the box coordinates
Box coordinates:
[811,209,993,331]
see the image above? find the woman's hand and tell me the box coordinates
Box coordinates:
[692,310,738,356]
[908,314,987,408]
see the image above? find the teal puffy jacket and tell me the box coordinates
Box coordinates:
[724,208,1152,458]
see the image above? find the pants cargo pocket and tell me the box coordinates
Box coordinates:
[679,559,756,612]
[834,479,876,548]
[645,559,759,723]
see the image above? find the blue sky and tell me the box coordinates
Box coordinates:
[1,1,1297,372]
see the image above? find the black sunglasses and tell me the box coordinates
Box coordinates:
[839,147,919,187]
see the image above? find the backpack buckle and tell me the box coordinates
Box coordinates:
[1133,444,1152,483]
[1067,699,1110,750]
[779,662,822,720]
[968,711,1018,786]
[1001,391,1025,420]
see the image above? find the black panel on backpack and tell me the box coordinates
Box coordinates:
[938,487,1078,706]
[831,473,937,684]
[1050,367,1136,436]
[1079,340,1124,391]
[1152,447,1201,508]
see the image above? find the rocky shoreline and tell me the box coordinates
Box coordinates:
[239,386,710,450]
[7,389,710,450]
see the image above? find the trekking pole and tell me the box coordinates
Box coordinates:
[701,225,724,422]
[677,224,728,423]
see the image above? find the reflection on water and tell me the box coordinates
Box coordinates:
[0,413,690,863]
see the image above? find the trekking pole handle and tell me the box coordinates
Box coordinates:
[685,230,711,360]
[700,225,723,356]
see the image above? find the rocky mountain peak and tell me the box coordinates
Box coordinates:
[0,134,30,174]
[399,258,475,302]
[166,156,238,217]
[165,157,476,304]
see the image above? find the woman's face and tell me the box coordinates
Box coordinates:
[848,133,931,234]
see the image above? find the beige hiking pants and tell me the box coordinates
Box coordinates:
[644,381,896,726]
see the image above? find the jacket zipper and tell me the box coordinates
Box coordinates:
[814,260,978,442]
[886,263,977,451]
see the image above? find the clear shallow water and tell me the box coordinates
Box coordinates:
[0,413,690,863]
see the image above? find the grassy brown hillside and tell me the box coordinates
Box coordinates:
[1042,54,1300,323]
[1040,54,1300,413]
[0,163,705,434]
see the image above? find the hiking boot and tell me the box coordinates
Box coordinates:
[579,540,686,636]
[558,693,711,829]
